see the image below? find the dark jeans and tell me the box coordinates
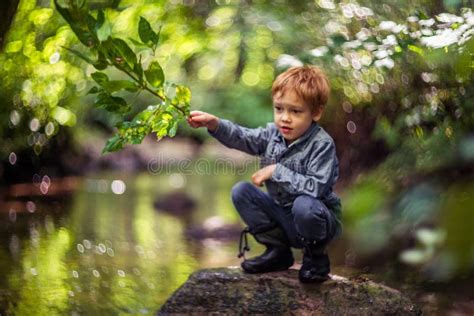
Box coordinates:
[231,181,338,248]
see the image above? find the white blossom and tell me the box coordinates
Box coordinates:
[379,21,397,31]
[310,46,329,57]
[419,18,435,27]
[382,35,398,46]
[276,54,303,68]
[318,0,336,10]
[363,42,377,51]
[374,57,394,69]
[374,49,389,59]
[356,28,371,41]
[342,40,362,49]
[392,24,408,34]
[437,13,463,24]
[465,11,474,26]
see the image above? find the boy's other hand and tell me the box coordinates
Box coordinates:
[187,110,219,132]
[252,164,276,187]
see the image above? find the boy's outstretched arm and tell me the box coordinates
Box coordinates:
[187,110,273,156]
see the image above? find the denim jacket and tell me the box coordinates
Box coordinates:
[209,119,342,227]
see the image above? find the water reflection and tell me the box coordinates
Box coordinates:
[1,159,473,314]
[0,161,257,314]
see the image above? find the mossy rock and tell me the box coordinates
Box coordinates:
[158,267,421,315]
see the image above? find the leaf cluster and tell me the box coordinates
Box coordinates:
[54,0,190,153]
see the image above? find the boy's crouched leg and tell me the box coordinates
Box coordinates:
[239,225,294,274]
[292,195,337,283]
[231,181,294,274]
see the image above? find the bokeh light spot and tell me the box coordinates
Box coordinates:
[111,180,126,195]
[168,173,186,188]
[26,201,36,213]
[347,121,357,134]
[49,52,60,64]
[8,152,17,165]
[10,110,21,126]
[29,118,40,132]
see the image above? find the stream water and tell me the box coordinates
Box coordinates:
[0,162,472,314]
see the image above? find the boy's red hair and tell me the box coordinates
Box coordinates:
[272,65,330,111]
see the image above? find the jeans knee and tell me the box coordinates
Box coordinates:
[292,195,327,222]
[231,181,254,204]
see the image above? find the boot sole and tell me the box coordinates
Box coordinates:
[241,260,294,274]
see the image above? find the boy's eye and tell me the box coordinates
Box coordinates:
[274,106,282,111]
[292,110,301,114]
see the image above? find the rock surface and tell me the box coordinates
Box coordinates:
[159,267,421,315]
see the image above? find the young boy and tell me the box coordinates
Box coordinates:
[187,65,342,283]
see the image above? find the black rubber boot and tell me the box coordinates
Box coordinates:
[238,226,294,274]
[299,239,330,283]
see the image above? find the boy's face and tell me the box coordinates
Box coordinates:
[273,90,322,145]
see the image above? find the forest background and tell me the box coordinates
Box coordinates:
[0,0,473,313]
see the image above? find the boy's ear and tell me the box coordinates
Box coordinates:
[312,106,324,122]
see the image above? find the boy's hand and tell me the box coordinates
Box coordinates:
[187,110,219,132]
[252,164,276,187]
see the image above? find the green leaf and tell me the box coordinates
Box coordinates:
[156,88,166,100]
[139,17,160,48]
[116,121,131,131]
[103,80,139,93]
[96,11,111,42]
[129,38,148,49]
[133,108,154,123]
[330,34,346,47]
[95,91,130,114]
[54,0,98,47]
[145,61,165,88]
[88,86,100,94]
[85,14,97,34]
[408,45,424,56]
[61,46,94,64]
[133,57,144,81]
[156,123,169,138]
[168,121,178,137]
[108,37,137,70]
[152,119,166,132]
[54,0,75,27]
[102,134,125,154]
[175,85,191,104]
[72,0,86,9]
[91,72,109,86]
[130,132,147,144]
[95,10,105,31]
[94,50,108,70]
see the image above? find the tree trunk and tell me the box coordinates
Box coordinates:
[0,0,20,50]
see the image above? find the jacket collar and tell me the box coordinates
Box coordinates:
[276,121,321,148]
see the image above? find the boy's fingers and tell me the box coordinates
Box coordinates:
[190,115,208,123]
[251,172,261,186]
[189,110,205,117]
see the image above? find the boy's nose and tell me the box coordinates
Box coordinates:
[281,112,291,122]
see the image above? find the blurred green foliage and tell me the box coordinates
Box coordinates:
[0,0,472,166]
[1,0,473,282]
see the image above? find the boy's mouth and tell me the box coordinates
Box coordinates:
[280,126,292,134]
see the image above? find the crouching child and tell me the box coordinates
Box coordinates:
[187,65,342,283]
